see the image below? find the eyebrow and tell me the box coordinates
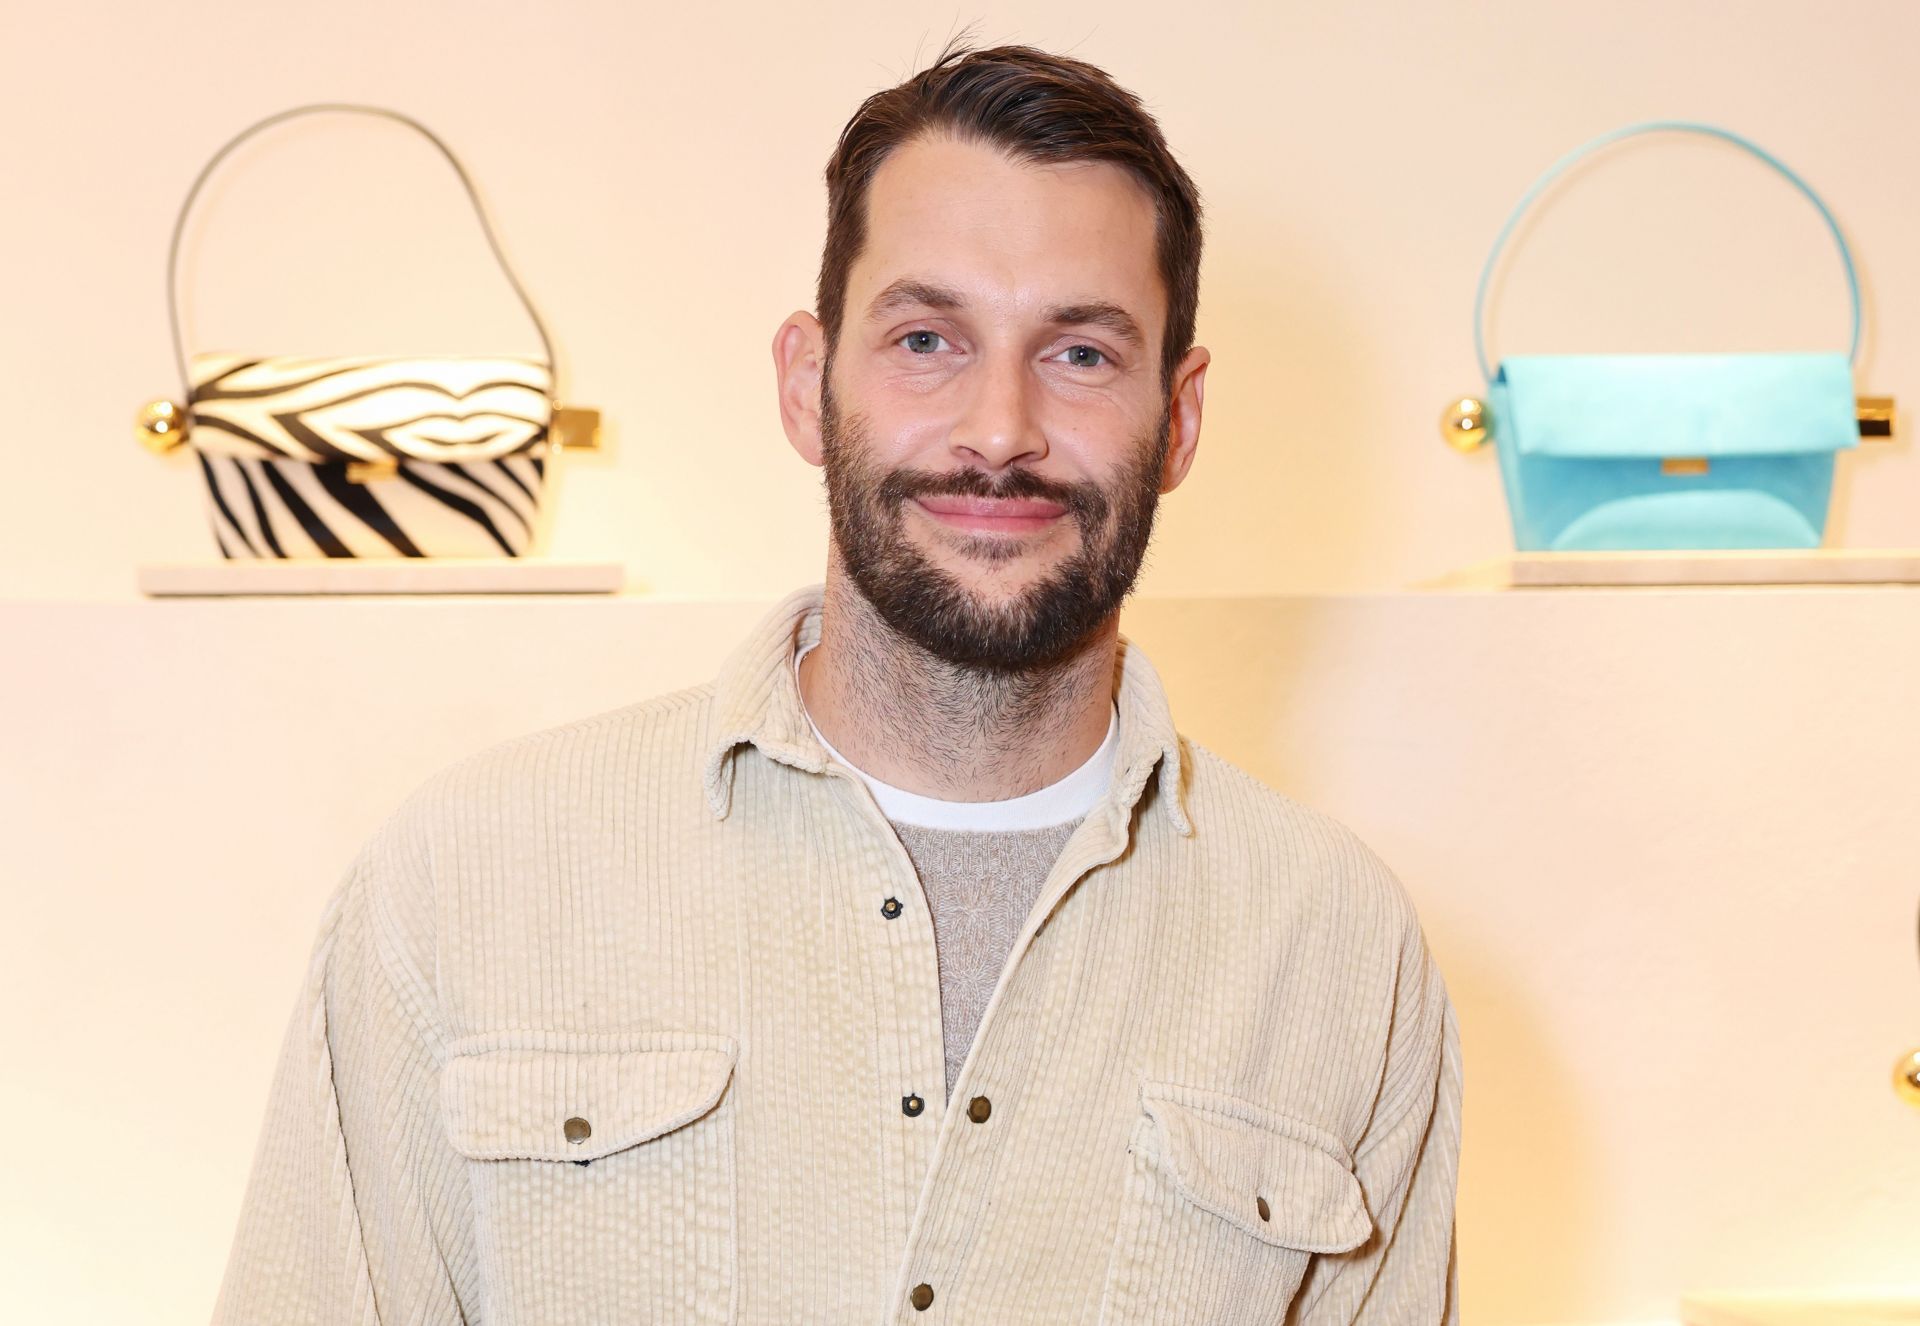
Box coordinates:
[866,278,965,320]
[1044,301,1144,348]
[865,278,1146,348]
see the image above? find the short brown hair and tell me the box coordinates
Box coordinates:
[816,40,1204,386]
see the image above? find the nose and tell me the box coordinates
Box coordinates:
[947,351,1047,470]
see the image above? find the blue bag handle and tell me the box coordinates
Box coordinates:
[1472,120,1862,383]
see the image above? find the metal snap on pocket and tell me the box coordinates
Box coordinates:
[564,1116,592,1144]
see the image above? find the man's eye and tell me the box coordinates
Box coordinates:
[1056,344,1107,369]
[900,331,947,354]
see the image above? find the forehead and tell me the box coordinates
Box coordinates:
[851,132,1165,334]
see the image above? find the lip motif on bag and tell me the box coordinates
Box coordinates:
[185,352,553,465]
[300,383,548,461]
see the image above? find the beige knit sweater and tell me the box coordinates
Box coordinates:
[891,818,1085,1104]
[211,582,1463,1324]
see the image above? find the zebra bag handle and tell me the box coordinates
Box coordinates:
[135,104,599,562]
[162,101,560,407]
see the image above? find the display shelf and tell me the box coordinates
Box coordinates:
[1417,548,1920,590]
[136,557,627,596]
[1681,1295,1920,1325]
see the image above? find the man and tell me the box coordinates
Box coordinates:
[213,41,1461,1325]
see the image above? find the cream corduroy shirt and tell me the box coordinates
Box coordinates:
[211,582,1463,1325]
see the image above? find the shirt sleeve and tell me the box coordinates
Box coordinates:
[210,847,469,1325]
[1290,920,1465,1324]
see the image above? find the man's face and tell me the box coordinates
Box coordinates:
[815,132,1186,672]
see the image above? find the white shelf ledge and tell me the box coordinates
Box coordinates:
[136,557,627,596]
[1419,549,1920,589]
[1681,1294,1920,1325]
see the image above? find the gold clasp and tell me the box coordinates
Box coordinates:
[1858,395,1895,439]
[135,399,190,456]
[345,459,400,484]
[552,405,602,453]
[1895,1048,1920,1107]
[1439,397,1488,452]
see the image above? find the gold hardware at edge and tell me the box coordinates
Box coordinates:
[1895,1048,1920,1108]
[345,459,400,484]
[135,399,190,456]
[1858,395,1895,439]
[1661,457,1710,476]
[1439,397,1487,452]
[553,405,602,453]
[1443,395,1897,451]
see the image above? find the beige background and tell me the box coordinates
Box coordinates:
[6,2,1920,1324]
[1,0,1917,596]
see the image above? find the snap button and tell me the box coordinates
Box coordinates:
[910,1282,935,1310]
[564,1117,591,1144]
[1256,1194,1270,1221]
[966,1095,991,1123]
[881,897,903,919]
[902,1093,924,1117]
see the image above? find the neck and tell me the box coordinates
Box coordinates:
[798,565,1118,802]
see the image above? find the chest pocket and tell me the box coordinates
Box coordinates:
[1097,1080,1372,1325]
[441,1029,739,1325]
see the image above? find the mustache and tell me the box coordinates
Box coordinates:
[873,465,1110,524]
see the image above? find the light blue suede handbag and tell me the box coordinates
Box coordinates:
[1445,121,1873,551]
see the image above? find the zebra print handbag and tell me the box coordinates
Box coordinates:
[135,103,598,560]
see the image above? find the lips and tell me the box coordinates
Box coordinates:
[917,495,1066,519]
[913,493,1067,533]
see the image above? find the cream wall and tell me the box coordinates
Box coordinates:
[1,0,1917,598]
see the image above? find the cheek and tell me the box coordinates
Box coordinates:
[862,406,965,474]
[837,369,952,460]
[1042,407,1156,487]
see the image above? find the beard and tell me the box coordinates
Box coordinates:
[818,376,1171,673]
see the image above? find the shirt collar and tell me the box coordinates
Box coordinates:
[699,582,1192,837]
[794,641,1120,831]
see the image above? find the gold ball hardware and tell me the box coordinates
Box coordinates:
[135,399,189,455]
[1440,396,1488,453]
[1895,1048,1920,1108]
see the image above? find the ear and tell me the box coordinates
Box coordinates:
[773,311,828,467]
[1158,344,1210,493]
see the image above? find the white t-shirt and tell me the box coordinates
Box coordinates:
[792,642,1117,830]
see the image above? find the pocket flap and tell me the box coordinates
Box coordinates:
[441,1029,738,1163]
[1141,1082,1371,1254]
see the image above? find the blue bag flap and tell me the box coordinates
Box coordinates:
[1496,352,1858,459]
